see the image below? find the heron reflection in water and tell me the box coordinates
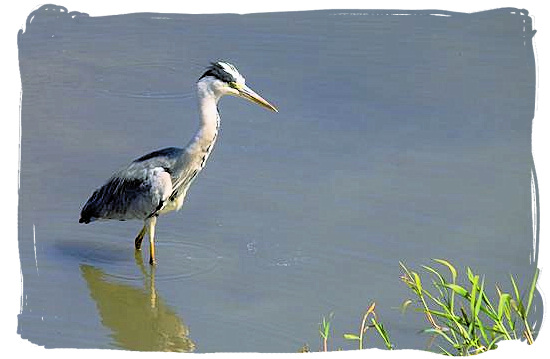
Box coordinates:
[80,252,195,352]
[79,62,278,264]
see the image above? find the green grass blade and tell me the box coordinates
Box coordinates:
[468,276,481,337]
[433,259,458,283]
[319,313,333,339]
[466,267,475,284]
[412,272,422,292]
[497,293,511,321]
[510,275,526,318]
[525,268,539,316]
[510,274,519,299]
[474,277,485,319]
[422,265,448,298]
[437,345,454,356]
[476,317,490,345]
[425,308,462,322]
[399,262,413,282]
[422,291,453,312]
[480,290,497,316]
[443,283,470,298]
[422,265,447,285]
[433,259,458,315]
[372,318,393,350]
[343,333,360,340]
[487,334,506,350]
[424,328,456,347]
[470,275,478,309]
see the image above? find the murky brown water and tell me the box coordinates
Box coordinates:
[17,5,541,352]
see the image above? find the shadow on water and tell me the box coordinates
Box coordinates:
[56,235,222,282]
[56,239,132,264]
[80,251,195,352]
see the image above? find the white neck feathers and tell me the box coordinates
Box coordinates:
[185,79,221,159]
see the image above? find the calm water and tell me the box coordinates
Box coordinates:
[18,5,541,352]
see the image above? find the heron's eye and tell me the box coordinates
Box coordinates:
[228,82,240,89]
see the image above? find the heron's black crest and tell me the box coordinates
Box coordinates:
[199,62,237,83]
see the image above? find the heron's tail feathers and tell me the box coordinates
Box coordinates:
[79,216,91,224]
[79,211,97,224]
[79,198,100,224]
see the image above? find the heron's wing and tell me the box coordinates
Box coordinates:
[80,176,149,222]
[79,168,172,222]
[131,147,198,202]
[79,146,204,223]
[167,147,210,202]
[79,149,181,223]
[168,168,198,202]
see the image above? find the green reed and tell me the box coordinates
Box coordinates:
[400,259,539,355]
[343,302,393,350]
[319,312,334,352]
[309,260,539,355]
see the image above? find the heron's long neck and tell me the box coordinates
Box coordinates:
[185,85,221,162]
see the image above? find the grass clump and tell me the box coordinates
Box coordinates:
[313,304,393,352]
[308,260,539,356]
[400,259,539,355]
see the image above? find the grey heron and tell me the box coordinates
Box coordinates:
[79,61,278,265]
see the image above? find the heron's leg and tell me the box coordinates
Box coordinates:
[134,224,147,250]
[146,215,158,265]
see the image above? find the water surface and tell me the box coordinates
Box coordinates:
[17,5,541,352]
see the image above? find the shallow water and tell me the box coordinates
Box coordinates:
[18,6,541,352]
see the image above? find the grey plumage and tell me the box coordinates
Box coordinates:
[79,147,185,223]
[79,61,277,265]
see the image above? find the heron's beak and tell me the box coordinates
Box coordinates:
[237,84,278,112]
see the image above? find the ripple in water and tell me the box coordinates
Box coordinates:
[245,241,314,269]
[72,238,222,283]
[93,61,195,100]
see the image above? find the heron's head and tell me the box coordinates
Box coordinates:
[198,61,278,112]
